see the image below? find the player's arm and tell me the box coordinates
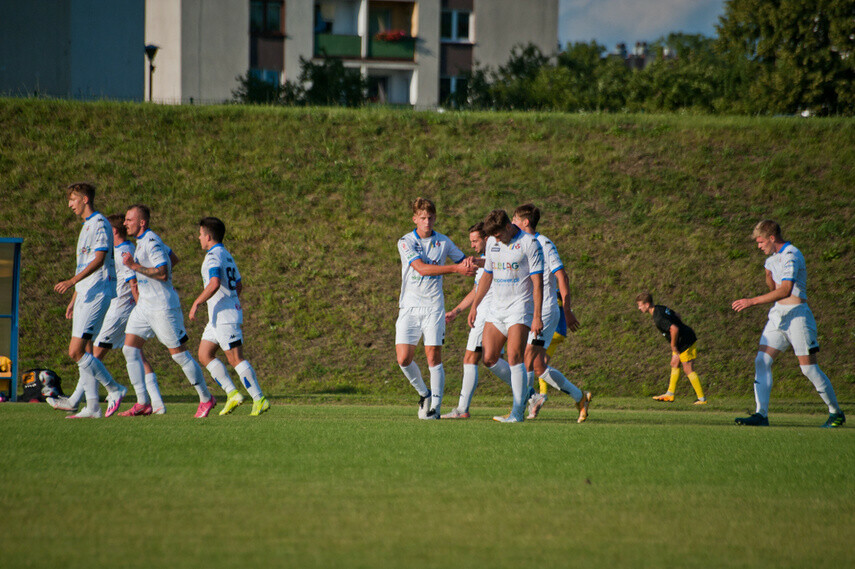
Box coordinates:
[467,272,493,327]
[554,268,580,332]
[236,280,243,297]
[190,276,220,321]
[54,250,108,294]
[732,271,793,312]
[447,284,477,323]
[122,252,168,282]
[129,278,139,303]
[669,325,681,367]
[530,272,544,337]
[410,257,475,277]
[65,291,77,319]
[169,249,180,269]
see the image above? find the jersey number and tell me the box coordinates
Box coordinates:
[225,267,238,291]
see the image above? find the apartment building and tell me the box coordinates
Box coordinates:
[0,0,144,100]
[0,1,557,106]
[148,0,558,108]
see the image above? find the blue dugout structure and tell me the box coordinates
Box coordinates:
[0,238,22,402]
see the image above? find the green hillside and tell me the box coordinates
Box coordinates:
[2,99,853,401]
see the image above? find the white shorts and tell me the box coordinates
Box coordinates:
[71,293,111,340]
[125,305,189,349]
[488,299,533,337]
[395,307,445,347]
[466,309,489,352]
[528,308,559,349]
[94,298,135,348]
[202,320,244,352]
[760,303,819,357]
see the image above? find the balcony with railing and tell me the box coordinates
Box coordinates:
[313,0,417,62]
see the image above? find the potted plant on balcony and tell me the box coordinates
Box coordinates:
[374,29,408,42]
[371,29,415,59]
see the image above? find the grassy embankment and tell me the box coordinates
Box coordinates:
[1,99,853,406]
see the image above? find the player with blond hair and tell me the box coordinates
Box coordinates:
[396,198,475,419]
[731,220,845,427]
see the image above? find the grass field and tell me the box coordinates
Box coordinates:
[1,400,852,569]
[2,99,853,400]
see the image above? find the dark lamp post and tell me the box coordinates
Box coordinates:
[145,44,159,102]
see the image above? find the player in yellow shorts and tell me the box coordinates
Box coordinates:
[636,292,706,404]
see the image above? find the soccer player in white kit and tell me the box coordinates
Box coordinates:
[467,209,544,423]
[189,217,269,416]
[120,204,216,418]
[50,214,165,414]
[731,220,845,428]
[442,222,514,419]
[52,182,127,419]
[511,204,590,423]
[396,198,476,419]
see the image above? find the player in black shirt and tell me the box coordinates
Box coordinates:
[636,292,707,404]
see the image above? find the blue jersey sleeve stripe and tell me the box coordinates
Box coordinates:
[530,270,544,275]
[551,265,564,274]
[154,262,168,269]
[208,268,221,279]
[93,247,110,252]
[782,277,796,281]
[125,276,136,283]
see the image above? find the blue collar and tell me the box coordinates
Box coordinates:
[85,211,99,221]
[413,229,435,239]
[777,241,792,254]
[209,243,224,252]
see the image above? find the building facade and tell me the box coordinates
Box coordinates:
[148,0,558,107]
[0,0,144,100]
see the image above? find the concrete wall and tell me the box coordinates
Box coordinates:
[284,0,315,84]
[0,0,143,100]
[147,0,248,104]
[413,0,439,109]
[473,0,558,69]
[146,0,183,103]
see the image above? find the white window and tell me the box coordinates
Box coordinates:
[441,10,472,43]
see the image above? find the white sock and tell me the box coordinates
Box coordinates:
[526,370,536,396]
[76,363,99,412]
[69,381,85,408]
[510,363,527,419]
[458,364,479,412]
[145,373,164,411]
[78,352,119,394]
[429,364,445,413]
[754,352,773,416]
[235,360,263,401]
[540,367,583,402]
[206,358,237,394]
[122,346,150,405]
[171,351,211,402]
[488,358,512,386]
[800,364,840,413]
[400,361,428,397]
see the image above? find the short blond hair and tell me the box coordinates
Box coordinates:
[412,197,436,216]
[752,220,783,240]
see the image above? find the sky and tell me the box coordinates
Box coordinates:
[559,0,727,52]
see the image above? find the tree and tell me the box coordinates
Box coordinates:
[716,0,855,115]
[232,57,366,107]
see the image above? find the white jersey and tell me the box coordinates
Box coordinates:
[473,256,495,315]
[74,212,116,300]
[765,242,807,301]
[113,240,137,309]
[398,230,466,311]
[484,227,544,306]
[133,229,180,311]
[534,232,564,315]
[201,243,242,325]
